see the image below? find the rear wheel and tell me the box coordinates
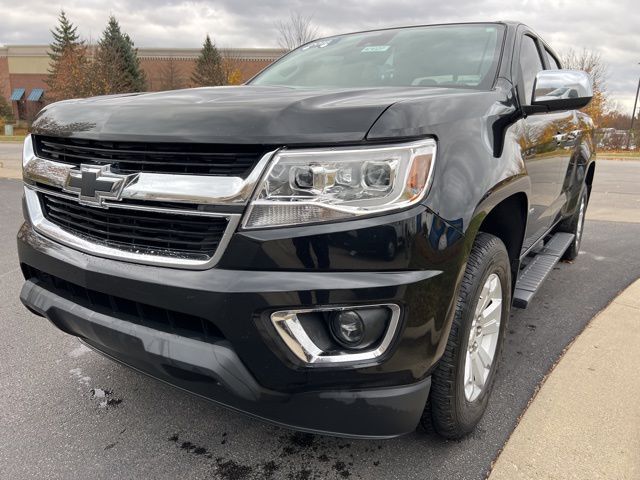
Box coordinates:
[426,233,511,439]
[557,187,588,261]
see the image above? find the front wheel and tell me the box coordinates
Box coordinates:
[426,233,511,439]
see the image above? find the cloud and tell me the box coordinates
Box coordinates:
[0,0,638,110]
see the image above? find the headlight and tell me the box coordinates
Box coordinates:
[243,138,436,228]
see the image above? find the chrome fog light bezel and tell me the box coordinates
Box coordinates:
[270,304,401,366]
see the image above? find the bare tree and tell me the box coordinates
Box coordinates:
[275,12,319,51]
[560,48,609,126]
[159,57,185,91]
[219,48,244,85]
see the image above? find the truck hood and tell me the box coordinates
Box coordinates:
[30,85,492,145]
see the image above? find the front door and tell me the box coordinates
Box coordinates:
[517,33,573,252]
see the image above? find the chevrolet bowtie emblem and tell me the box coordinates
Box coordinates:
[63,164,138,208]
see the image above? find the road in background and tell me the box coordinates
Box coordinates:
[0,142,22,179]
[587,160,640,223]
[1,160,639,479]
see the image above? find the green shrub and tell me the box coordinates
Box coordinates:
[0,96,14,124]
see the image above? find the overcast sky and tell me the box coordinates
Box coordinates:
[1,0,638,112]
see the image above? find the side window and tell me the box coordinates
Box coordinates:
[519,35,544,105]
[545,49,561,70]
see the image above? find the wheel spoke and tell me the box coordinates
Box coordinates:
[477,344,492,369]
[488,275,499,295]
[471,352,485,389]
[464,351,475,398]
[480,300,501,328]
[481,319,499,335]
[476,284,491,314]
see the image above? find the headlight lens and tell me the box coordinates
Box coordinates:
[243,138,436,228]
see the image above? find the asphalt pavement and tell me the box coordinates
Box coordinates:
[1,159,639,480]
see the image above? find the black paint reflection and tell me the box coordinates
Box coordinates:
[293,236,330,305]
[330,225,402,262]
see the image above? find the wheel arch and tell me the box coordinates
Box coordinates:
[465,179,529,291]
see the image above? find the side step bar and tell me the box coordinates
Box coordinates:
[513,232,575,309]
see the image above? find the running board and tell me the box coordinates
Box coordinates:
[513,232,575,309]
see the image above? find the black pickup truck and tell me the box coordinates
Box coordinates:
[18,21,595,439]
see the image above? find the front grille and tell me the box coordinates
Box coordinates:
[40,193,228,260]
[33,135,269,177]
[23,266,225,344]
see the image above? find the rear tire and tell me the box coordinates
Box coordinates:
[557,187,588,261]
[426,233,511,439]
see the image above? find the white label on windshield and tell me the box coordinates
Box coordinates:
[361,45,390,52]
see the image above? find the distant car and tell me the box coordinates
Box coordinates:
[537,86,580,100]
[18,21,595,439]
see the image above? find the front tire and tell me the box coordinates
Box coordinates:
[427,233,511,439]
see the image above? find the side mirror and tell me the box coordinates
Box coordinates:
[531,70,592,111]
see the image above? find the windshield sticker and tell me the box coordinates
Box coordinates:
[361,45,390,53]
[301,39,337,50]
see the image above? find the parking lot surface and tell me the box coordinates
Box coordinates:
[1,159,639,479]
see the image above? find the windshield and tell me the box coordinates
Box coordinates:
[251,24,505,90]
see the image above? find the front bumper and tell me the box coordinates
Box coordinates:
[21,278,430,438]
[17,206,460,437]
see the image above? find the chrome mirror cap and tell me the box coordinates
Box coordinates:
[532,69,593,110]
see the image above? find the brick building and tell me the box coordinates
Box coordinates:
[0,45,284,122]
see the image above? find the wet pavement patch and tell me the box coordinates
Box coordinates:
[178,441,208,455]
[164,430,382,479]
[333,460,352,478]
[99,397,123,409]
[215,458,254,480]
[261,460,280,478]
[169,434,212,459]
[287,467,313,480]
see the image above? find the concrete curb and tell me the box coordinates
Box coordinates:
[489,279,640,480]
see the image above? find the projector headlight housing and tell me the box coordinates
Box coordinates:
[243,138,437,229]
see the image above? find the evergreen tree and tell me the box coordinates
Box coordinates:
[46,10,91,101]
[94,16,147,95]
[191,35,225,87]
[48,10,81,65]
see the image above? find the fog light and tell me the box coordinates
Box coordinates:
[270,304,400,365]
[331,311,365,347]
[329,308,390,350]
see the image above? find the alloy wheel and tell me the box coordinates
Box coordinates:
[464,273,503,402]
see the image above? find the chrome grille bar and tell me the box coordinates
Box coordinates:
[23,138,278,206]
